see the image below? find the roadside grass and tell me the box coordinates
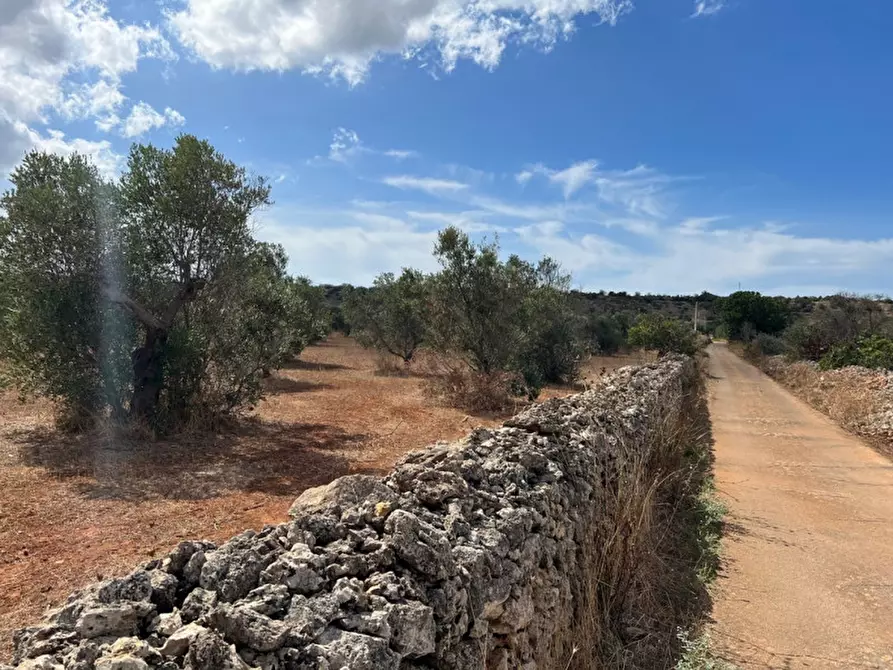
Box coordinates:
[673,362,735,670]
[676,629,736,670]
[673,473,735,670]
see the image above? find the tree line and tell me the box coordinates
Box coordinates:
[1,136,706,432]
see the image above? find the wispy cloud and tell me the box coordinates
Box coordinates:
[551,160,599,198]
[329,127,364,163]
[382,175,470,194]
[692,0,727,17]
[318,129,420,165]
[407,210,507,234]
[384,149,419,160]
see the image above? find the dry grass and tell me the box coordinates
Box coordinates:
[0,334,611,658]
[563,362,715,670]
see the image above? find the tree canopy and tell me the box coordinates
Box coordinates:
[720,291,788,340]
[0,136,326,432]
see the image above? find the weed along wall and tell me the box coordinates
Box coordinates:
[6,357,703,670]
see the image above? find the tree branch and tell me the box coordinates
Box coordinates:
[102,285,164,331]
[161,278,207,328]
[103,278,207,333]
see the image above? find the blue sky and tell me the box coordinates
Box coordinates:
[2,0,892,295]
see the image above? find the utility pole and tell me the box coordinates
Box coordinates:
[693,301,699,333]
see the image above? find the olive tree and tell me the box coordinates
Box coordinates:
[428,228,534,375]
[1,136,319,431]
[427,227,581,397]
[115,135,271,420]
[343,269,430,363]
[0,152,125,426]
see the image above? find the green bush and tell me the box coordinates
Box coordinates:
[819,335,893,371]
[719,291,788,340]
[754,333,786,356]
[857,335,893,369]
[627,314,699,357]
[584,314,627,355]
[342,269,429,364]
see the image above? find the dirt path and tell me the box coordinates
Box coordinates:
[708,344,893,668]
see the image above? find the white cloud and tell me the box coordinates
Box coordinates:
[257,206,440,285]
[384,149,419,161]
[551,160,598,198]
[516,160,678,213]
[29,126,123,178]
[329,127,363,163]
[0,0,173,122]
[169,0,633,85]
[592,165,679,219]
[693,0,726,17]
[119,102,186,138]
[382,175,470,194]
[0,0,176,175]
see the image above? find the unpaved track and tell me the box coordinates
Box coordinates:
[708,344,893,669]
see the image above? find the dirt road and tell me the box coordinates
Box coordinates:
[708,344,893,668]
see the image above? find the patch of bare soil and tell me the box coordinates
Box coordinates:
[0,335,601,657]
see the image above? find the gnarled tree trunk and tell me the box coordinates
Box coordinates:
[104,278,205,423]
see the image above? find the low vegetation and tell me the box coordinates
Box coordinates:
[739,291,893,372]
[628,313,700,357]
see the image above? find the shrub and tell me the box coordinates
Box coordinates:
[584,314,627,355]
[785,299,893,362]
[628,314,699,357]
[857,335,893,369]
[819,335,893,371]
[424,357,521,412]
[754,333,786,356]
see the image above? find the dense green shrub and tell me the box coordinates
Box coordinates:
[584,314,627,355]
[818,335,893,371]
[627,314,699,357]
[719,291,788,340]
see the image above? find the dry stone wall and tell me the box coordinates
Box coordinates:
[5,356,698,670]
